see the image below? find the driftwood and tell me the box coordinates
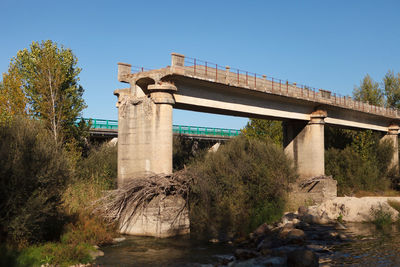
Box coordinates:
[93,171,190,225]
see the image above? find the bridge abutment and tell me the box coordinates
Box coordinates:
[283,110,326,179]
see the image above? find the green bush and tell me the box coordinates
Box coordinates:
[325,128,394,196]
[187,136,296,240]
[0,118,71,246]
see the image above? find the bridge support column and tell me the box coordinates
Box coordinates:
[115,83,177,186]
[283,110,326,179]
[115,82,189,238]
[381,124,399,171]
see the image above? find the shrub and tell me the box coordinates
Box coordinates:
[325,135,393,196]
[0,118,71,246]
[370,204,393,228]
[187,136,296,240]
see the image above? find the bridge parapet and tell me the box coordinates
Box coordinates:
[119,53,400,121]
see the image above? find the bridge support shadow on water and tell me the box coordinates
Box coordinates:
[113,53,400,237]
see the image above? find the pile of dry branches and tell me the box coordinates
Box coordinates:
[93,170,190,224]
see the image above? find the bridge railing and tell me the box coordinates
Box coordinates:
[172,125,241,137]
[78,118,241,137]
[182,56,400,118]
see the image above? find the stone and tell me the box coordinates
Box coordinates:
[89,249,104,260]
[253,223,272,236]
[112,237,126,243]
[285,229,306,244]
[287,249,319,267]
[234,249,260,260]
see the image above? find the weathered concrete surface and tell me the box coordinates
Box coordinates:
[283,111,326,179]
[381,124,400,171]
[288,176,337,210]
[119,194,190,237]
[114,83,176,186]
[307,197,400,222]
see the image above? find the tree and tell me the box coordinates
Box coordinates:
[0,63,27,122]
[383,70,400,109]
[242,118,283,146]
[353,74,384,106]
[11,40,86,145]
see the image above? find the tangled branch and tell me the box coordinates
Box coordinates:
[93,171,190,227]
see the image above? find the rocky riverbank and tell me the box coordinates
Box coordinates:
[219,207,350,267]
[218,196,400,266]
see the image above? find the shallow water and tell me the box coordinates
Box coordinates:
[329,223,400,266]
[95,235,234,267]
[95,223,400,266]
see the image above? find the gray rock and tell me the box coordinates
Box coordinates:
[287,249,319,267]
[89,249,104,260]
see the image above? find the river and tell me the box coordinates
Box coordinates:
[95,223,400,266]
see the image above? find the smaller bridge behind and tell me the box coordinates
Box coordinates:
[78,118,241,141]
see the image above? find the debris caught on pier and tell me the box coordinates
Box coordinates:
[93,171,190,224]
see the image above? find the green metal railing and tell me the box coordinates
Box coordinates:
[76,118,241,137]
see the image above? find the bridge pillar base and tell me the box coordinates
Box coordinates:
[381,124,399,172]
[283,110,326,179]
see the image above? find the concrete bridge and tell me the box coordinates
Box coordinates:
[114,53,400,237]
[115,53,399,183]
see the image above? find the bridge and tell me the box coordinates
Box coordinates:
[114,53,400,237]
[80,118,241,141]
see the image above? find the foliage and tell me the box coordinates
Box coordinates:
[353,74,384,106]
[370,204,393,228]
[241,118,282,146]
[11,40,86,145]
[0,118,71,246]
[384,70,400,109]
[173,136,211,171]
[325,136,393,195]
[15,242,95,267]
[0,63,27,123]
[188,136,296,240]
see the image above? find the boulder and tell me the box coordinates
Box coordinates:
[285,229,306,244]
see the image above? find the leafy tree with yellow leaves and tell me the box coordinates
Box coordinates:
[8,40,87,145]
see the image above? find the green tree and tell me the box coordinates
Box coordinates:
[0,64,27,122]
[353,74,384,106]
[242,118,283,146]
[11,40,86,145]
[383,70,400,109]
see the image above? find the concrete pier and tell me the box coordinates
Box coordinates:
[381,124,400,171]
[283,110,326,179]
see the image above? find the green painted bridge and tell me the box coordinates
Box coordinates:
[78,118,241,140]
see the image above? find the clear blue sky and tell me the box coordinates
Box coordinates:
[2,0,400,130]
